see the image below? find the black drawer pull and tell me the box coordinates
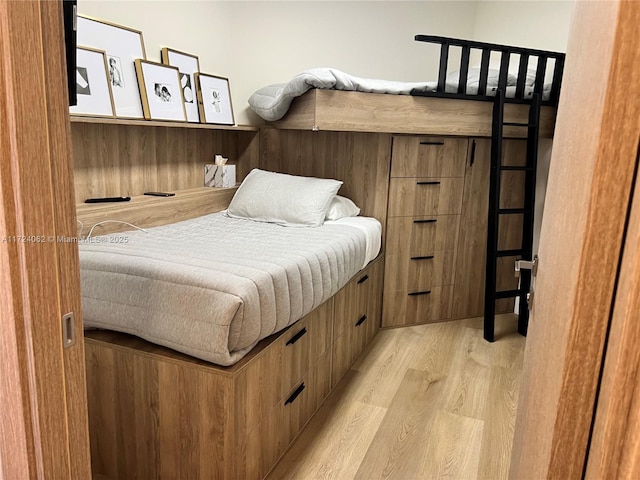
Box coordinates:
[285,327,307,346]
[408,290,431,296]
[411,255,434,261]
[419,141,444,146]
[357,274,369,285]
[416,181,441,186]
[355,315,367,327]
[284,383,305,405]
[413,219,437,224]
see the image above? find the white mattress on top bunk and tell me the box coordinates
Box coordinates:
[248,67,551,121]
[79,212,381,366]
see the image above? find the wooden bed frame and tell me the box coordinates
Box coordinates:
[75,35,565,480]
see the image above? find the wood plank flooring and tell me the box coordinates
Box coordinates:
[267,314,525,480]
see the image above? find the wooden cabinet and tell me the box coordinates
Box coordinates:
[382,135,527,327]
[332,257,384,387]
[382,136,467,327]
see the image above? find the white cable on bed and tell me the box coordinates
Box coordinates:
[86,220,148,239]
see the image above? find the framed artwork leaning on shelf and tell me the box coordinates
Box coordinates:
[69,46,115,118]
[195,73,235,125]
[134,59,187,122]
[161,47,200,123]
[76,15,147,119]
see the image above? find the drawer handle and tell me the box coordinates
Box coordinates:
[355,314,367,327]
[413,219,437,224]
[357,274,369,285]
[408,290,431,297]
[419,141,444,146]
[285,327,307,346]
[284,383,306,406]
[416,181,441,186]
[411,255,434,261]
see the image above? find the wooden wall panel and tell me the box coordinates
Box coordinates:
[72,123,259,203]
[260,128,392,236]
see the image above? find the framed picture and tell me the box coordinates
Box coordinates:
[77,15,146,119]
[161,48,200,123]
[195,73,235,125]
[134,59,187,122]
[69,47,115,118]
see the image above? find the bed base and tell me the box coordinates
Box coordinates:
[84,256,384,480]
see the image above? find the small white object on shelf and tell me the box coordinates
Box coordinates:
[204,155,235,188]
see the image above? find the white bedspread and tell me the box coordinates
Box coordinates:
[80,213,376,365]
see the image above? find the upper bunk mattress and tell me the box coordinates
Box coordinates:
[80,212,377,366]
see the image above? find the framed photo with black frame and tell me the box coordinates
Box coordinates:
[195,73,235,125]
[76,15,147,119]
[134,59,187,122]
[161,48,200,123]
[69,46,115,118]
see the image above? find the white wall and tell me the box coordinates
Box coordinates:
[79,1,477,125]
[78,1,575,125]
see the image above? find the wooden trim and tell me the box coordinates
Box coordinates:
[76,187,237,235]
[70,115,258,131]
[271,89,557,138]
[510,1,640,478]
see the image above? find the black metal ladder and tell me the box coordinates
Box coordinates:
[484,90,541,342]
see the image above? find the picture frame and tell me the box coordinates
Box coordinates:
[195,73,235,125]
[69,47,115,118]
[161,48,200,123]
[134,59,187,122]
[76,15,147,119]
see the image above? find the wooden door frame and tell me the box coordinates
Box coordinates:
[510,0,640,477]
[0,1,91,478]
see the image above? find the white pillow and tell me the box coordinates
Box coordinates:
[227,169,342,227]
[325,195,360,221]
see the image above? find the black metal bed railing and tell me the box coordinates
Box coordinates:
[411,35,566,106]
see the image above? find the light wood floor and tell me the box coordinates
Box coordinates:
[267,314,525,480]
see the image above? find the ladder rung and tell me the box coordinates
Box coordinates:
[499,165,535,171]
[503,122,533,127]
[495,289,526,299]
[496,249,525,257]
[498,208,531,215]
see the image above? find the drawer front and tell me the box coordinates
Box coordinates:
[243,352,332,480]
[388,177,464,217]
[391,136,468,178]
[333,262,379,341]
[384,250,456,292]
[381,285,453,327]
[332,311,371,388]
[385,215,460,256]
[236,299,333,437]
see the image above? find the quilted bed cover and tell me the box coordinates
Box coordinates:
[80,213,369,366]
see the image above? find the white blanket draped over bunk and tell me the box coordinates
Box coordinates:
[248,67,551,121]
[79,212,378,366]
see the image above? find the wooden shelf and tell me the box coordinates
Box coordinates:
[70,115,259,132]
[76,187,238,235]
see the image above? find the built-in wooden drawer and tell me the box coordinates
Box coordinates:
[243,351,332,480]
[381,285,454,327]
[391,136,468,178]
[332,311,372,388]
[388,177,464,217]
[384,250,456,292]
[236,299,333,437]
[333,259,381,341]
[385,215,460,256]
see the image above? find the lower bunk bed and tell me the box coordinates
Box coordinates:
[80,187,384,480]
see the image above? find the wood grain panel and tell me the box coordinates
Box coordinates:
[390,136,468,178]
[260,128,392,236]
[511,1,640,477]
[76,187,236,235]
[388,177,465,217]
[384,250,456,292]
[273,89,557,138]
[385,215,460,255]
[382,285,454,327]
[72,122,259,203]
